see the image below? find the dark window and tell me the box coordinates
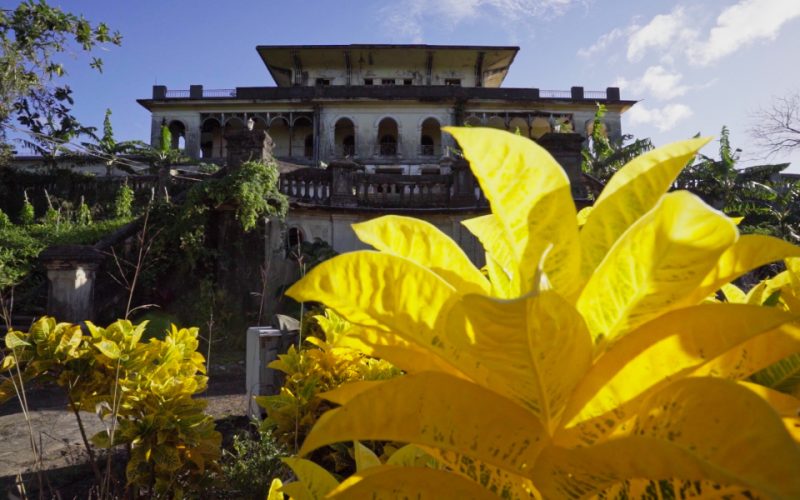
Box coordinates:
[315,78,331,86]
[381,79,396,85]
[304,134,314,158]
[364,78,373,85]
[403,79,413,86]
[380,134,397,156]
[445,78,461,86]
[421,135,434,156]
[342,135,355,156]
[286,227,304,258]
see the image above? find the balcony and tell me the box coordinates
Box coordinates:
[373,143,400,158]
[418,144,441,158]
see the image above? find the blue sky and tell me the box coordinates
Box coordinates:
[33,0,800,172]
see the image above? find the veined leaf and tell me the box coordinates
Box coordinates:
[447,291,592,432]
[281,457,339,500]
[94,339,121,359]
[751,352,800,396]
[353,215,490,295]
[581,138,711,279]
[353,441,381,472]
[462,214,519,296]
[692,322,800,380]
[720,283,746,303]
[562,304,797,436]
[300,372,549,475]
[687,234,800,304]
[535,378,800,499]
[5,331,30,349]
[385,444,436,468]
[326,465,501,499]
[577,191,738,345]
[446,126,581,300]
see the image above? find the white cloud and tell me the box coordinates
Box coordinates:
[626,6,695,62]
[578,26,632,58]
[381,0,580,41]
[639,65,689,100]
[688,0,800,66]
[627,103,693,132]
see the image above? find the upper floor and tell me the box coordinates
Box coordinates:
[256,44,518,88]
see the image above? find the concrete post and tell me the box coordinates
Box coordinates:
[571,86,584,100]
[224,129,274,169]
[39,245,104,323]
[245,326,299,417]
[447,157,477,207]
[189,85,203,99]
[329,159,361,207]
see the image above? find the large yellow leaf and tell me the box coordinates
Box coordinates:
[281,457,339,500]
[447,291,592,432]
[577,191,738,345]
[692,322,800,380]
[353,215,490,295]
[581,138,711,278]
[562,303,797,435]
[353,441,381,472]
[326,466,501,499]
[740,381,800,441]
[534,378,800,499]
[462,214,519,296]
[686,234,800,305]
[299,372,549,475]
[446,127,581,299]
[286,251,473,368]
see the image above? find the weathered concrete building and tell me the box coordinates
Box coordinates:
[137,44,636,260]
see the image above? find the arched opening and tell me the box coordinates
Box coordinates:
[200,118,223,159]
[304,134,314,159]
[168,120,186,150]
[486,116,506,131]
[377,117,398,156]
[334,118,356,157]
[508,117,530,139]
[420,117,441,157]
[285,227,305,258]
[292,117,313,159]
[530,117,552,139]
[268,117,290,157]
[463,116,482,127]
[223,118,245,158]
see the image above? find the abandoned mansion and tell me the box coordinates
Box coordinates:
[137,44,636,257]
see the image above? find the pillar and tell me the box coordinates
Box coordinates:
[39,245,105,323]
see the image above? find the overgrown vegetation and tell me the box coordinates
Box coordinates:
[0,317,220,498]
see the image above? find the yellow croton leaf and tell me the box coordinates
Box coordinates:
[559,303,797,445]
[267,478,284,500]
[446,126,582,300]
[580,138,711,279]
[353,441,381,472]
[353,215,490,295]
[577,190,738,346]
[462,214,519,297]
[534,378,800,499]
[326,465,501,499]
[281,457,339,500]
[300,372,549,476]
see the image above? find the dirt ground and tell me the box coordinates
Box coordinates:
[0,363,250,499]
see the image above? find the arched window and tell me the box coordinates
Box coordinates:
[168,120,186,150]
[268,117,290,157]
[200,118,222,159]
[304,134,314,159]
[420,118,441,156]
[334,118,356,157]
[377,117,398,156]
[292,116,313,159]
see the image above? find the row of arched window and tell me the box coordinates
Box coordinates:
[333,117,442,158]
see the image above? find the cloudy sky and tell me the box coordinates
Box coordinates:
[37,0,800,171]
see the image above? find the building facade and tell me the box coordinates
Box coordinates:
[137,44,636,260]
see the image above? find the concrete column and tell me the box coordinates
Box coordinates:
[224,129,274,169]
[329,160,361,207]
[183,113,202,160]
[39,245,105,323]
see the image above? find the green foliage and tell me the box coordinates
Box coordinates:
[76,196,92,225]
[0,209,10,229]
[81,108,148,175]
[0,317,221,497]
[218,426,288,500]
[113,181,134,219]
[257,309,399,458]
[19,195,35,225]
[581,103,654,184]
[0,1,122,162]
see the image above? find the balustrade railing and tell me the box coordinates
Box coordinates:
[203,88,237,98]
[279,168,331,204]
[353,173,450,208]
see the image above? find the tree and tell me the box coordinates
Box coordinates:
[750,90,800,158]
[581,103,653,184]
[0,0,121,164]
[81,108,148,175]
